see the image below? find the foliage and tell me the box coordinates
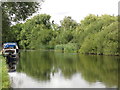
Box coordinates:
[9,14,119,55]
[60,16,78,31]
[2,2,42,43]
[55,43,78,53]
[55,44,64,51]
[17,14,53,49]
[79,18,118,55]
[2,2,40,21]
[64,43,78,52]
[0,56,10,88]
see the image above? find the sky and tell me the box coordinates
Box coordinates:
[36,0,119,24]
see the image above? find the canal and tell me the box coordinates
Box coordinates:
[8,50,119,88]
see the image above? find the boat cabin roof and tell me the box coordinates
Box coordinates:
[3,42,18,49]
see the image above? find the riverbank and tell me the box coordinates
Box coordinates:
[0,54,10,89]
[21,48,120,56]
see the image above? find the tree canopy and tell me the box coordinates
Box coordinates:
[1,2,43,43]
[9,13,119,55]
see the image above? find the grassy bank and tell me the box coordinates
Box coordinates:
[0,55,10,89]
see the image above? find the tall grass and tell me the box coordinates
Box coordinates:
[0,55,10,89]
[55,43,78,53]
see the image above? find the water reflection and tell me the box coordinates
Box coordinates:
[6,54,19,72]
[16,50,118,88]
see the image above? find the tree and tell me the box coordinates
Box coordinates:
[1,2,43,43]
[79,15,118,55]
[1,2,41,21]
[18,14,52,49]
[10,23,23,43]
[60,16,78,31]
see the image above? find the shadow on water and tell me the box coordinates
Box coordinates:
[15,50,119,88]
[6,53,20,72]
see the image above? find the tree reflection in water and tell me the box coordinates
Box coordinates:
[16,50,119,87]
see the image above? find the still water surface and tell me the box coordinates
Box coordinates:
[8,50,118,88]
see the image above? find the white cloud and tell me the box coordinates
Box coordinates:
[39,0,119,24]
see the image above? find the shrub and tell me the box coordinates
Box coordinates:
[55,44,64,52]
[64,43,78,53]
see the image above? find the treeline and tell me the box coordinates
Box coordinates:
[10,14,119,55]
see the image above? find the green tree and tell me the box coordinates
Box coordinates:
[1,2,42,43]
[18,14,52,49]
[10,23,23,43]
[79,15,118,55]
[60,16,78,31]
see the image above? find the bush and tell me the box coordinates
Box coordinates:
[55,44,64,52]
[64,43,78,53]
[55,43,78,53]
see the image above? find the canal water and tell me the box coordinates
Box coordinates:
[8,50,119,88]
